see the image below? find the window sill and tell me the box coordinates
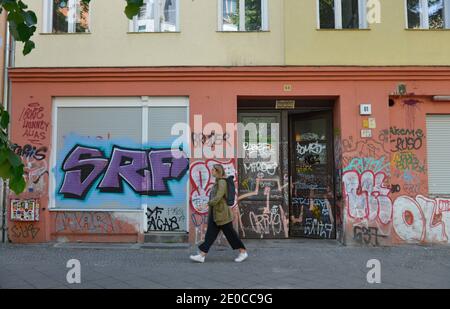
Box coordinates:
[40,32,91,35]
[216,30,270,33]
[127,31,181,34]
[316,28,370,31]
[405,28,450,31]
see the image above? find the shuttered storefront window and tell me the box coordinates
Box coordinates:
[426,115,450,196]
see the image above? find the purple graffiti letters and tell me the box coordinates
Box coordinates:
[59,145,188,199]
[98,147,150,193]
[59,146,109,199]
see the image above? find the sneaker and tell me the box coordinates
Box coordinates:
[234,251,248,263]
[190,254,205,263]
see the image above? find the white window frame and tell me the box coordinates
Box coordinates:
[406,0,450,29]
[43,0,90,33]
[129,0,180,32]
[218,0,269,32]
[50,96,190,232]
[317,0,368,29]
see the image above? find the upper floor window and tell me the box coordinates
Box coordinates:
[219,0,269,31]
[318,0,368,29]
[406,0,450,29]
[44,0,90,33]
[130,0,179,32]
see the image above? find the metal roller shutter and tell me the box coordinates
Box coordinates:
[426,115,450,196]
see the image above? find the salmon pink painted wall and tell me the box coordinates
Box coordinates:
[7,67,450,246]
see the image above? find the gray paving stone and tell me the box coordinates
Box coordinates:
[0,241,449,289]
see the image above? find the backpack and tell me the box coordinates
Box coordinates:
[224,176,236,206]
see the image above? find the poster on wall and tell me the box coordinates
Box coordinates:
[10,199,40,222]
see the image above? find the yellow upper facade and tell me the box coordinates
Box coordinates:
[14,0,450,67]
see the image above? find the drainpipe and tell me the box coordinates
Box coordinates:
[1,21,13,243]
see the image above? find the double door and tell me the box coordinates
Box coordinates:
[238,111,335,239]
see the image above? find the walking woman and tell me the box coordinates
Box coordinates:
[190,164,248,263]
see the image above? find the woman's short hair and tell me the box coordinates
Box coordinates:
[213,164,225,177]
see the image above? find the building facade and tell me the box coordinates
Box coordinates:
[7,0,450,246]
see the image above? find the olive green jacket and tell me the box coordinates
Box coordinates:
[208,178,233,226]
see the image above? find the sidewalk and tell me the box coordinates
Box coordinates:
[1,239,449,289]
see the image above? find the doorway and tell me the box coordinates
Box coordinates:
[237,99,336,239]
[289,111,335,239]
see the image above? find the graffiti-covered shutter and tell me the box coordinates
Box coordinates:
[426,115,450,196]
[145,105,189,232]
[52,97,190,222]
[55,104,143,210]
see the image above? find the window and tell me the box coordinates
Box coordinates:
[318,0,368,29]
[426,115,450,196]
[219,0,269,31]
[130,0,179,32]
[51,97,189,216]
[44,0,90,33]
[406,0,450,29]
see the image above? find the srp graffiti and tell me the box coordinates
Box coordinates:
[59,145,188,199]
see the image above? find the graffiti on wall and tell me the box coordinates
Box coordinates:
[341,113,449,246]
[393,196,450,244]
[54,212,139,234]
[389,127,424,153]
[341,132,392,245]
[59,145,188,199]
[353,226,387,246]
[10,143,49,194]
[191,131,231,151]
[238,179,289,239]
[9,223,40,240]
[342,135,391,175]
[146,206,185,232]
[19,102,49,145]
[343,170,393,225]
[291,196,334,239]
[55,134,189,212]
[189,159,237,214]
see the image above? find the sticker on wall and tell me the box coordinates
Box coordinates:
[11,199,39,221]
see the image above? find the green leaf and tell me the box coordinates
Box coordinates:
[17,23,35,41]
[18,0,28,10]
[11,163,24,179]
[8,11,25,24]
[0,160,9,179]
[1,110,9,129]
[23,40,35,55]
[124,5,141,19]
[2,0,19,12]
[10,175,26,195]
[0,148,8,165]
[7,149,22,167]
[125,0,144,19]
[22,10,37,26]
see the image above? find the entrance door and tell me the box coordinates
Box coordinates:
[237,113,289,239]
[289,111,335,239]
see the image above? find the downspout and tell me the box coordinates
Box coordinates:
[1,22,12,243]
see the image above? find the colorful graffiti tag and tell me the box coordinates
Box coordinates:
[393,195,450,244]
[55,134,189,211]
[189,159,237,214]
[59,145,188,199]
[343,170,393,225]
